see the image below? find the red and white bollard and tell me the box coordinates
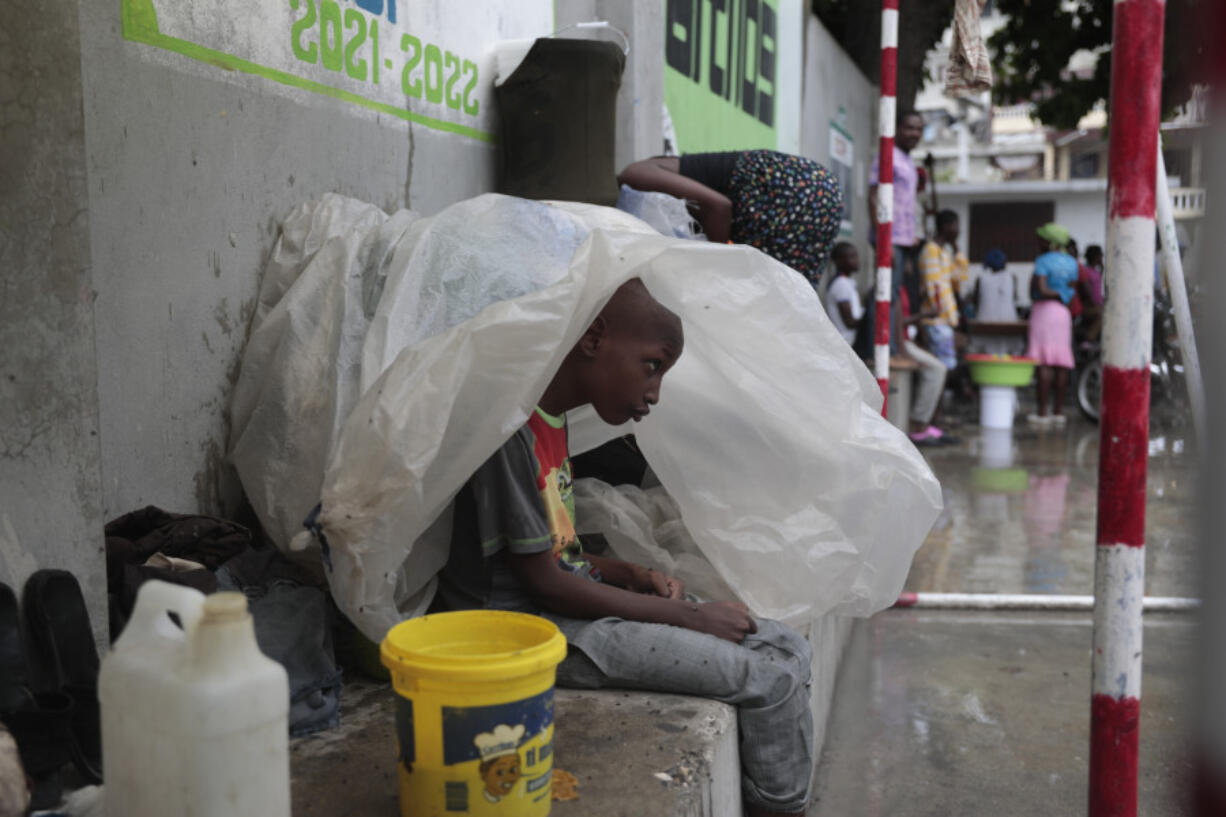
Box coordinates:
[873,0,898,413]
[1091,1,1164,815]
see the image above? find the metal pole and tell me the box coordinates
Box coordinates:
[1091,2,1164,815]
[894,592,1199,612]
[1154,148,1207,443]
[873,0,899,413]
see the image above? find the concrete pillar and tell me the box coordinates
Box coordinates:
[0,0,108,644]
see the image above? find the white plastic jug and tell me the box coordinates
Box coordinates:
[99,581,290,817]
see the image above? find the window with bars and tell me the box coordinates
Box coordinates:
[1070,151,1101,179]
[968,201,1055,263]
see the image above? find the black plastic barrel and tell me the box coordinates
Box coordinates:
[495,38,626,207]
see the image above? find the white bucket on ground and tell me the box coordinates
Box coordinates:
[980,386,1017,429]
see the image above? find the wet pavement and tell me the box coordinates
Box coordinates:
[809,406,1200,816]
[906,413,1200,598]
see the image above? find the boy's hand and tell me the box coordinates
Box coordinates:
[651,571,685,600]
[684,601,757,643]
[627,565,685,600]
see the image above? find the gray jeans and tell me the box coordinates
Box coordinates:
[541,613,815,813]
[904,339,947,425]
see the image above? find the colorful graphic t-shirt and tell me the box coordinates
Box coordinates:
[522,408,593,576]
[434,408,600,612]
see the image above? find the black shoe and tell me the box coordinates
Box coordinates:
[0,582,74,805]
[0,584,26,714]
[22,571,102,783]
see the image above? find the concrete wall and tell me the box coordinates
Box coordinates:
[80,0,535,522]
[800,13,877,293]
[0,0,109,643]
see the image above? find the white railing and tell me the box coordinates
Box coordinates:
[1169,187,1206,218]
[993,103,1034,120]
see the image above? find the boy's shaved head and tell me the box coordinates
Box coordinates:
[598,278,684,352]
[539,277,684,426]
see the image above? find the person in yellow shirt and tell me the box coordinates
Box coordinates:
[918,210,968,370]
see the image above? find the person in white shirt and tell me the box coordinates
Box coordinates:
[825,241,863,345]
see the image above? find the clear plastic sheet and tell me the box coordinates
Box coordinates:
[231,193,942,641]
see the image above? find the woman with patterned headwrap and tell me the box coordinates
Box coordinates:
[1026,223,1080,425]
[618,151,844,284]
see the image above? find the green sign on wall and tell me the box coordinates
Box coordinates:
[664,0,778,152]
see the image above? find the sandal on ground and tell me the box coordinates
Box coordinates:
[22,571,102,783]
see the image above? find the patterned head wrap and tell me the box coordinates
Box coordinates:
[727,150,844,279]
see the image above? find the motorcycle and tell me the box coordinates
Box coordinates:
[1076,286,1186,423]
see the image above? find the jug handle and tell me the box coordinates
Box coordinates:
[116,580,208,648]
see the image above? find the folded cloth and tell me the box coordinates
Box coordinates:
[945,0,992,97]
[105,506,251,570]
[105,507,250,638]
[216,549,342,737]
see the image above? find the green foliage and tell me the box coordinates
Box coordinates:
[990,0,1206,130]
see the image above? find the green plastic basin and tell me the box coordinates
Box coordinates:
[966,354,1038,387]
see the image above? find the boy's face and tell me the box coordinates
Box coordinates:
[588,331,681,426]
[838,248,859,274]
[940,218,960,244]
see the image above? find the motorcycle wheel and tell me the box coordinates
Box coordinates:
[1078,360,1102,423]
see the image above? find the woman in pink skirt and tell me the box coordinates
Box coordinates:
[1026,223,1080,424]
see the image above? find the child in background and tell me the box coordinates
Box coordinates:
[918,210,969,371]
[825,241,864,346]
[972,249,1022,356]
[1079,244,1105,343]
[434,278,815,817]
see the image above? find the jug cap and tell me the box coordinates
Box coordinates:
[202,592,248,623]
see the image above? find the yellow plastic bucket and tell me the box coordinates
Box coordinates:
[381,610,567,816]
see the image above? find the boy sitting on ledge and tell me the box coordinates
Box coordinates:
[432,278,814,817]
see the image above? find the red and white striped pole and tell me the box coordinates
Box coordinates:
[1090,1,1164,815]
[873,0,898,413]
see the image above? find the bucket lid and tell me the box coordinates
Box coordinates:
[381,610,566,682]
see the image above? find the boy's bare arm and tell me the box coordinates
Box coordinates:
[617,158,732,243]
[508,551,754,643]
[584,553,684,599]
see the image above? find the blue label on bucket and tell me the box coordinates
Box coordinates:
[396,697,415,768]
[441,690,553,765]
[440,689,555,806]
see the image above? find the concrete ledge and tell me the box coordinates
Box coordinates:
[551,690,739,817]
[289,684,738,817]
[289,615,854,816]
